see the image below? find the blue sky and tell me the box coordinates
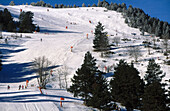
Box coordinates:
[0,0,170,23]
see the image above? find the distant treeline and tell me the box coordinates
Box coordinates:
[30,0,79,8]
[97,0,170,39]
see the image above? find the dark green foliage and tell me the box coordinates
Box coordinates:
[45,3,53,8]
[0,51,2,71]
[144,59,165,85]
[82,3,86,7]
[64,5,67,8]
[19,11,26,22]
[92,3,97,7]
[67,5,70,8]
[142,81,168,111]
[97,0,102,7]
[0,59,2,71]
[73,4,77,8]
[125,18,128,23]
[98,0,109,8]
[30,2,36,6]
[7,20,16,32]
[60,4,64,8]
[86,73,111,110]
[30,0,53,7]
[101,0,109,8]
[19,11,36,33]
[0,11,3,24]
[2,8,13,31]
[68,51,112,110]
[0,8,17,32]
[54,4,58,8]
[93,22,110,51]
[9,1,15,6]
[30,0,76,9]
[110,60,144,111]
[68,51,99,103]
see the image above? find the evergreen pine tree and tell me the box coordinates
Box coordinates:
[0,11,3,24]
[82,3,86,7]
[7,20,15,32]
[125,18,128,23]
[9,1,15,6]
[19,11,26,22]
[144,59,165,85]
[0,51,2,71]
[0,58,2,71]
[93,22,110,51]
[19,11,36,33]
[87,73,111,110]
[30,2,36,6]
[68,51,99,104]
[73,4,76,8]
[97,0,102,7]
[110,60,144,111]
[92,4,96,7]
[54,4,58,8]
[2,8,13,31]
[142,81,168,111]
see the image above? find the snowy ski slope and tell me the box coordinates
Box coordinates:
[0,5,169,111]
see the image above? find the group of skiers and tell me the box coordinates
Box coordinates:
[18,85,27,90]
[7,85,27,90]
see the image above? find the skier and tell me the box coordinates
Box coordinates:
[19,85,21,90]
[7,85,10,89]
[22,85,24,89]
[86,33,88,39]
[40,38,42,42]
[5,38,8,44]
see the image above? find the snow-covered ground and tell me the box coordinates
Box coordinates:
[0,5,169,111]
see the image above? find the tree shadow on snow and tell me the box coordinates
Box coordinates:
[1,48,27,55]
[0,62,60,83]
[0,93,83,103]
[0,91,30,95]
[40,27,82,34]
[0,44,21,48]
[0,62,37,83]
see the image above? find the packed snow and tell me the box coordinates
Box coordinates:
[0,5,169,111]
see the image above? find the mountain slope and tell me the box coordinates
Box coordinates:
[0,5,169,111]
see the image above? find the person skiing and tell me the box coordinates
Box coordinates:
[22,85,24,89]
[19,85,21,90]
[7,85,10,89]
